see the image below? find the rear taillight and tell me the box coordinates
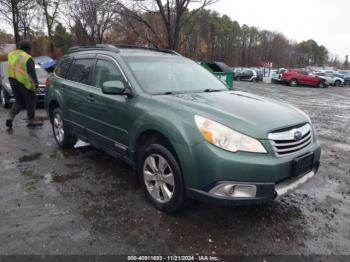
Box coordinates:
[45,78,49,87]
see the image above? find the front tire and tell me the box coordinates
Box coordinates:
[138,143,185,213]
[334,80,341,87]
[1,87,11,108]
[51,107,77,148]
[318,81,327,88]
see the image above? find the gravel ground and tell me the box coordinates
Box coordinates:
[0,82,349,257]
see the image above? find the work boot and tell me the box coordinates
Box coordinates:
[5,119,13,129]
[27,119,43,127]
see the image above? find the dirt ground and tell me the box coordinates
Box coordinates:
[0,82,349,257]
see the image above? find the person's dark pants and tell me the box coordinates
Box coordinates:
[8,78,36,121]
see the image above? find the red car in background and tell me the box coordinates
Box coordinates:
[281,69,327,88]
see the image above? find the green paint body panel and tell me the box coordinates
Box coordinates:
[45,48,321,202]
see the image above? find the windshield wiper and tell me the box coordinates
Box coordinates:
[203,88,223,92]
[156,91,181,95]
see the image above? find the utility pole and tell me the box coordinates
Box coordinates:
[344,55,349,70]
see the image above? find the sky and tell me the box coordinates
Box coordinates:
[1,0,348,60]
[207,0,349,60]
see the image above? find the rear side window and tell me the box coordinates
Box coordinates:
[93,59,123,89]
[66,59,94,85]
[55,57,72,78]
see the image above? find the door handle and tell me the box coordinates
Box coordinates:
[87,94,94,102]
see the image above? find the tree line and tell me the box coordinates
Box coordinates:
[0,0,348,69]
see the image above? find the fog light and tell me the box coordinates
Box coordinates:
[209,183,257,198]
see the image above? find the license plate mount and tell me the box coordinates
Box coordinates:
[293,152,314,178]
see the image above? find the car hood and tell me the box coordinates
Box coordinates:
[159,90,309,139]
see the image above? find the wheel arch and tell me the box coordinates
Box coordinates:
[48,99,61,122]
[129,114,197,183]
[133,127,184,162]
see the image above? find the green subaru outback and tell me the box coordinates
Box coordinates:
[45,45,321,213]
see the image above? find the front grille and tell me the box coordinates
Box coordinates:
[268,123,312,157]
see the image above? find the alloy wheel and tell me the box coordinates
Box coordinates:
[143,154,175,203]
[1,89,5,107]
[53,113,64,143]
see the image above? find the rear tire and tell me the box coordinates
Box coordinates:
[51,107,77,148]
[1,87,11,108]
[138,143,185,213]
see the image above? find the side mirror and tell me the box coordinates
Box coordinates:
[102,80,125,95]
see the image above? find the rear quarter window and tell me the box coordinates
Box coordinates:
[55,57,72,78]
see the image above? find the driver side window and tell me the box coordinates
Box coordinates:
[93,59,123,89]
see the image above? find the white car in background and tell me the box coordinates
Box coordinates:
[314,72,344,86]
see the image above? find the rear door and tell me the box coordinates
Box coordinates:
[64,56,95,139]
[241,70,251,81]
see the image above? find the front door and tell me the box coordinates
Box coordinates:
[84,56,130,155]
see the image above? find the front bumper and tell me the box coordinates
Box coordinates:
[186,161,319,206]
[181,134,321,205]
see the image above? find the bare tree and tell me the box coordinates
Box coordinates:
[0,0,37,47]
[120,0,218,50]
[38,0,61,57]
[65,0,121,45]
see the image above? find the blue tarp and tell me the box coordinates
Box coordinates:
[41,60,57,70]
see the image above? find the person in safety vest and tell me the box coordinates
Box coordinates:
[5,40,42,129]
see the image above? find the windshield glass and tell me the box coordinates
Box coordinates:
[123,56,227,94]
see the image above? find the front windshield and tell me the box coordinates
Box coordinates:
[123,56,227,94]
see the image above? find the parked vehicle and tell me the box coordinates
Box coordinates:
[34,56,57,73]
[234,69,261,82]
[338,71,350,86]
[0,62,48,108]
[271,68,287,83]
[281,69,327,88]
[314,72,344,86]
[45,45,321,213]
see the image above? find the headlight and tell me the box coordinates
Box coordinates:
[194,115,267,153]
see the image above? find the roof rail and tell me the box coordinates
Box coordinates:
[115,45,181,56]
[67,44,120,54]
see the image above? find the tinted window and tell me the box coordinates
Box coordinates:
[66,59,93,85]
[93,59,123,89]
[55,58,72,78]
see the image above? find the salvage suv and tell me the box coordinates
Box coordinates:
[45,45,321,213]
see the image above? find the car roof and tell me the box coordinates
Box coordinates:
[66,45,181,58]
